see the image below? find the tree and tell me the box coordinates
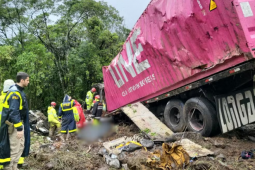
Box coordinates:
[28,0,125,94]
[0,0,129,110]
[0,46,16,88]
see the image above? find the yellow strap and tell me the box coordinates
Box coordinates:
[61,130,66,133]
[0,158,10,163]
[130,141,143,146]
[69,129,77,133]
[3,92,23,110]
[18,157,24,164]
[14,122,23,128]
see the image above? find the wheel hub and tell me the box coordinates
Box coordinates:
[169,107,181,126]
[189,109,204,131]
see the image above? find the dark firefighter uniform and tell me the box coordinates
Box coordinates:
[58,95,77,134]
[92,99,103,118]
[0,84,30,167]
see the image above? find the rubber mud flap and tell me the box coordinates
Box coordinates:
[184,97,220,137]
[164,99,186,132]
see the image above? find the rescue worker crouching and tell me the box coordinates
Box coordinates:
[58,95,77,142]
[85,88,96,113]
[91,95,103,126]
[48,102,61,138]
[0,72,30,170]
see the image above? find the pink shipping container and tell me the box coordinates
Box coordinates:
[103,0,255,112]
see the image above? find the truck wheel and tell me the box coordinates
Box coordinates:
[184,97,219,137]
[156,105,165,123]
[164,100,186,132]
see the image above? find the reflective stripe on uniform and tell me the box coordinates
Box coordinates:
[61,130,66,133]
[14,122,23,128]
[69,129,77,133]
[0,158,10,163]
[2,92,23,110]
[61,108,72,111]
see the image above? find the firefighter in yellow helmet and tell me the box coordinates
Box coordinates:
[48,102,61,138]
[85,88,96,113]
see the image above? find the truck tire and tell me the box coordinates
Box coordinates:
[156,105,165,123]
[184,97,219,137]
[164,100,186,132]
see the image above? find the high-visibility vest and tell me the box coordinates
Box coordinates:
[73,107,80,122]
[86,91,93,104]
[47,106,59,123]
[0,92,7,127]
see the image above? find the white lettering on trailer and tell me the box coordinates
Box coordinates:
[240,2,254,18]
[122,74,156,97]
[110,28,151,88]
[216,88,255,133]
[245,90,255,123]
[197,0,203,9]
[236,93,249,125]
[218,99,228,133]
[222,97,234,131]
[227,96,241,128]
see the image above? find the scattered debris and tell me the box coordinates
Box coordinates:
[177,139,214,157]
[140,139,154,148]
[119,142,142,152]
[29,110,49,135]
[248,136,255,142]
[172,132,203,141]
[45,162,54,170]
[216,153,226,162]
[87,145,92,153]
[104,155,121,169]
[122,164,129,170]
[98,147,108,156]
[25,118,255,170]
[147,143,190,169]
[214,140,226,149]
[241,150,254,159]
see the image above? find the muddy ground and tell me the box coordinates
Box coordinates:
[23,121,255,170]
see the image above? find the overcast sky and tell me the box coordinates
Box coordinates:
[97,0,151,29]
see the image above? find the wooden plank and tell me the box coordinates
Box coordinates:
[121,102,173,139]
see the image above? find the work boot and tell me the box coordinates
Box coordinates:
[18,163,28,169]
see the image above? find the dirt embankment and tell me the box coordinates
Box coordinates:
[26,123,255,170]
